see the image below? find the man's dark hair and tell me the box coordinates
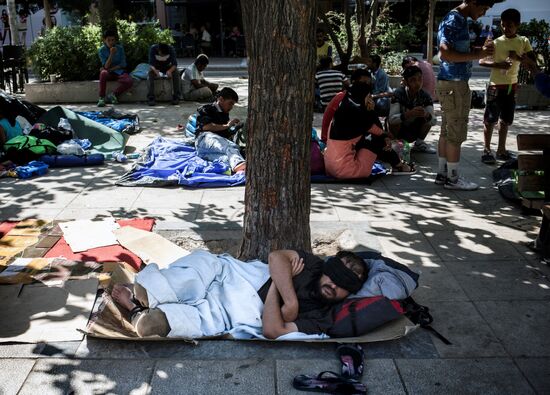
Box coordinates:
[195,54,209,66]
[402,65,422,80]
[335,251,367,280]
[401,55,419,69]
[102,29,118,39]
[219,87,238,102]
[468,0,505,6]
[158,43,171,55]
[501,8,521,25]
[319,56,332,70]
[350,68,371,83]
[369,54,382,69]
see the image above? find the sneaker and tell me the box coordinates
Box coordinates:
[481,149,496,164]
[171,96,179,105]
[411,140,437,154]
[97,97,106,107]
[434,173,447,185]
[106,93,119,105]
[496,151,514,161]
[444,176,479,191]
[147,97,156,106]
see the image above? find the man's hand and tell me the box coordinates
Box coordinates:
[508,50,522,62]
[228,118,240,127]
[109,46,117,55]
[522,57,539,74]
[151,67,160,77]
[406,106,426,119]
[383,136,392,152]
[290,256,304,277]
[166,70,172,78]
[365,94,375,111]
[481,41,495,58]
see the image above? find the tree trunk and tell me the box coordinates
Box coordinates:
[6,0,20,45]
[238,0,316,262]
[427,0,437,63]
[43,0,52,30]
[365,0,381,54]
[99,0,116,33]
[356,0,368,58]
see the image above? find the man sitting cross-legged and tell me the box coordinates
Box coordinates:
[388,66,437,154]
[111,249,367,339]
[195,87,246,173]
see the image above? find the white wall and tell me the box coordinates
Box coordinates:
[483,0,550,25]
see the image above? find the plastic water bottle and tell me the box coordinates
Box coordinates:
[113,152,127,163]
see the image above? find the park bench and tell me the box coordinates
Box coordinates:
[517,133,550,260]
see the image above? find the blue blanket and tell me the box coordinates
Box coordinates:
[116,136,246,188]
[77,111,140,135]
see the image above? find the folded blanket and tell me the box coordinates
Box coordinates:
[77,110,140,135]
[116,136,246,188]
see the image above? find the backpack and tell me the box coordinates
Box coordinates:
[3,135,57,165]
[29,124,73,146]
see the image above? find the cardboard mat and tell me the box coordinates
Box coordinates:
[0,219,51,266]
[0,278,98,343]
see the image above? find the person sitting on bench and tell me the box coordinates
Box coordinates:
[147,43,180,106]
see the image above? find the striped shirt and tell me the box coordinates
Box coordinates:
[315,69,347,106]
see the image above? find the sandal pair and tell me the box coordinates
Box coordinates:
[392,161,416,175]
[337,344,365,380]
[293,371,366,394]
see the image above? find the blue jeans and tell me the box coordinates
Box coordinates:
[196,132,245,171]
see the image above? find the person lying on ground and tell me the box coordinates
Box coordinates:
[388,66,437,154]
[97,29,133,107]
[181,54,218,102]
[322,69,415,179]
[111,249,367,339]
[147,42,180,106]
[195,87,246,173]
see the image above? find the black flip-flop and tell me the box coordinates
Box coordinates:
[337,344,365,380]
[293,371,367,394]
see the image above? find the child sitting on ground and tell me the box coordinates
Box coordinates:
[479,8,534,164]
[195,87,246,174]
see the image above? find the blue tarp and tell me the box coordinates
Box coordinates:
[116,136,246,188]
[77,111,140,135]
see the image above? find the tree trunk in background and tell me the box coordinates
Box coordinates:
[238,0,316,262]
[6,0,20,45]
[43,0,52,30]
[427,0,437,63]
[98,0,116,33]
[356,0,367,58]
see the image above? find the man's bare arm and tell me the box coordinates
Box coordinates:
[268,250,303,322]
[439,41,492,63]
[262,283,298,339]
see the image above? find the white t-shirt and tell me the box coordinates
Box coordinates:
[181,63,204,94]
[202,31,211,43]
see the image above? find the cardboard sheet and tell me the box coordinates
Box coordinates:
[60,219,120,253]
[0,278,98,343]
[114,227,189,269]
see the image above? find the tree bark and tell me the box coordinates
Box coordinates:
[238,0,316,261]
[98,0,116,34]
[356,0,368,58]
[427,0,437,63]
[43,0,52,30]
[6,0,20,45]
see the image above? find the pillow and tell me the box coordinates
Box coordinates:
[328,296,404,338]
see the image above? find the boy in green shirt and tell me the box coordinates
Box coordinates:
[479,8,534,164]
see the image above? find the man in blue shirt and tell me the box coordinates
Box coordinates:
[147,43,180,106]
[97,29,133,107]
[367,54,393,117]
[435,0,502,191]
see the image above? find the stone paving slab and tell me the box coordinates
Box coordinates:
[0,359,35,395]
[476,300,550,358]
[514,358,550,394]
[150,359,273,395]
[18,359,154,395]
[396,358,535,394]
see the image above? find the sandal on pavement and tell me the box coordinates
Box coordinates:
[481,149,496,164]
[392,161,416,175]
[293,371,367,394]
[337,344,365,380]
[496,150,514,161]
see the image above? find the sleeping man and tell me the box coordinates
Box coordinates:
[111,249,367,339]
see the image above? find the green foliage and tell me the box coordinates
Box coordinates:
[381,51,407,76]
[518,19,550,73]
[28,20,174,82]
[375,20,417,53]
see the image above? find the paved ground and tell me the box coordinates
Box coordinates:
[1,75,549,394]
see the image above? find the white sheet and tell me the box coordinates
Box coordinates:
[60,219,120,253]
